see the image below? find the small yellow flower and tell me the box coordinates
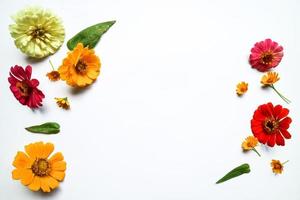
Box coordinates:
[55,97,70,109]
[261,72,280,86]
[236,82,248,95]
[12,142,66,192]
[271,160,288,175]
[241,136,260,156]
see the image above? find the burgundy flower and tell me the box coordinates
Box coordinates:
[249,39,284,72]
[8,65,45,108]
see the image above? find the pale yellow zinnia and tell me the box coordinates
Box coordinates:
[9,6,65,58]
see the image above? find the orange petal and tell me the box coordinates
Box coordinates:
[50,171,65,181]
[25,142,42,158]
[40,177,51,192]
[51,161,66,171]
[20,169,35,186]
[12,151,32,168]
[49,152,64,163]
[28,176,41,191]
[46,176,59,190]
[41,143,54,159]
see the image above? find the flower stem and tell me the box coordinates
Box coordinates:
[49,60,55,71]
[270,85,291,104]
[282,160,289,165]
[252,148,261,157]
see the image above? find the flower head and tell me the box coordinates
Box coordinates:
[58,43,101,87]
[261,72,280,86]
[47,71,60,81]
[8,65,45,108]
[9,6,65,58]
[271,160,288,174]
[12,142,66,192]
[251,102,292,147]
[55,97,70,109]
[236,82,248,95]
[249,39,283,72]
[242,136,258,150]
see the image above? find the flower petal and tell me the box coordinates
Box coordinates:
[28,176,41,191]
[50,171,65,181]
[51,161,66,171]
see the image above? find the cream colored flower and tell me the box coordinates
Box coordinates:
[9,6,65,58]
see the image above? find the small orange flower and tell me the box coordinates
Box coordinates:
[12,142,66,192]
[236,82,248,95]
[261,72,280,86]
[47,71,60,81]
[260,72,290,103]
[46,60,60,81]
[271,160,288,175]
[241,136,260,156]
[58,43,101,87]
[55,97,70,109]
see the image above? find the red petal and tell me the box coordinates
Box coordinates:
[276,132,285,146]
[280,129,291,139]
[267,134,276,147]
[278,108,289,120]
[279,117,292,129]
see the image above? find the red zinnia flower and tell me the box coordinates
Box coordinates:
[8,65,45,108]
[251,102,292,147]
[249,39,284,72]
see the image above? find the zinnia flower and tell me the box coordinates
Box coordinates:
[8,65,45,108]
[249,39,283,72]
[46,60,60,81]
[58,43,101,87]
[236,81,248,95]
[251,102,292,147]
[271,159,288,174]
[241,136,260,156]
[55,97,70,109]
[261,72,291,104]
[12,142,66,192]
[9,6,65,58]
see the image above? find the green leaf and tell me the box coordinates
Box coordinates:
[216,163,250,184]
[25,122,60,134]
[67,20,116,50]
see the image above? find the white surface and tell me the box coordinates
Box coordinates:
[0,0,300,199]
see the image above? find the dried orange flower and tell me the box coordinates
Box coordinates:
[261,72,280,85]
[260,72,290,103]
[46,60,60,81]
[12,142,66,192]
[271,160,289,175]
[236,82,248,95]
[58,43,100,87]
[241,136,260,156]
[55,97,70,109]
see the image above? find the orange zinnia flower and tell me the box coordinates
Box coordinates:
[58,43,101,87]
[12,142,66,192]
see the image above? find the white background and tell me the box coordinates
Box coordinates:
[0,0,299,199]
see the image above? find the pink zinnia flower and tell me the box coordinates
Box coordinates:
[249,39,284,72]
[8,65,45,108]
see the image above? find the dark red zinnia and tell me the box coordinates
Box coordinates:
[251,102,292,147]
[249,39,284,72]
[8,65,45,108]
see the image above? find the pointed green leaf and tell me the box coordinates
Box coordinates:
[216,163,250,184]
[67,20,116,50]
[25,122,60,134]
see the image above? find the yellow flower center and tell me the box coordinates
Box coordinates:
[260,52,274,65]
[264,119,279,133]
[31,159,51,177]
[75,60,87,74]
[31,28,45,38]
[16,81,29,97]
[273,163,282,170]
